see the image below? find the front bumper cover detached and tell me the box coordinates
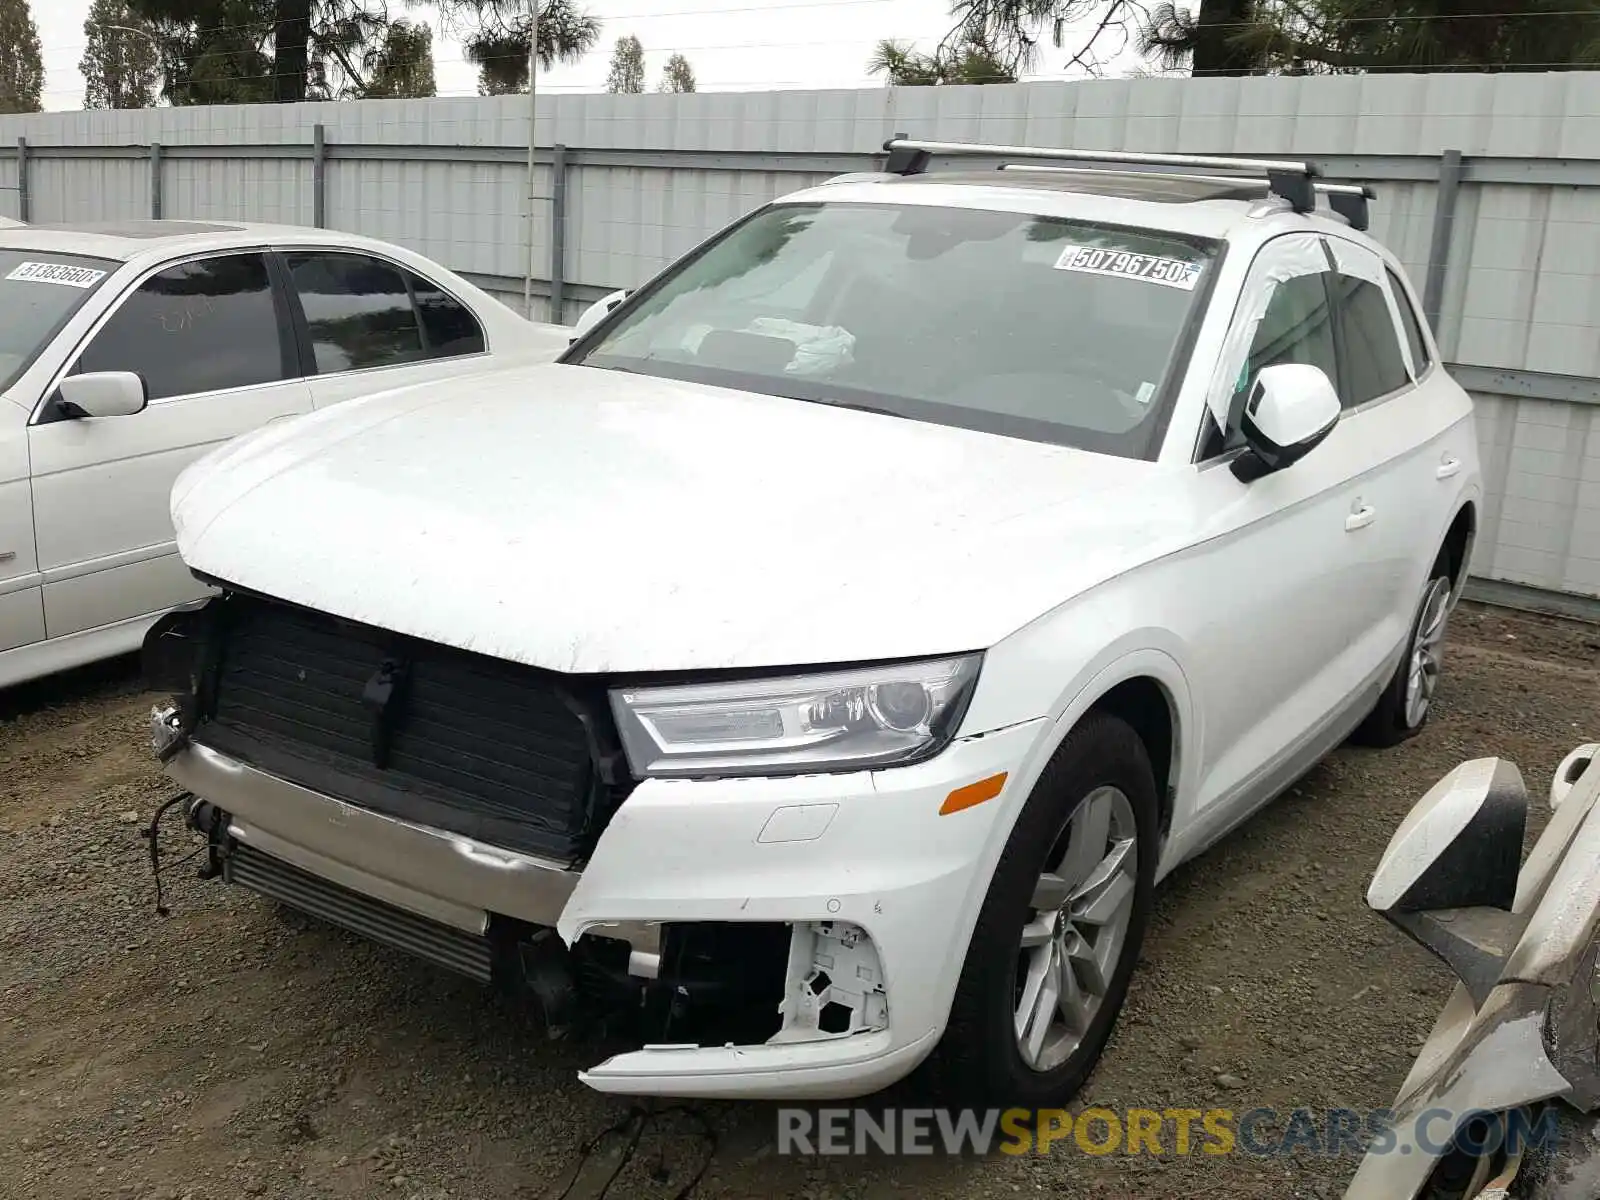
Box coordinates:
[153,704,1048,1099]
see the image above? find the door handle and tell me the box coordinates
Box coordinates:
[1346,504,1377,532]
[0,551,14,564]
[1436,457,1462,480]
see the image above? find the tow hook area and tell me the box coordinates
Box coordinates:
[775,921,889,1042]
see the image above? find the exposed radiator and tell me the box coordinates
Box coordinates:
[226,842,494,984]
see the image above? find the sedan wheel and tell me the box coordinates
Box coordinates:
[1015,786,1138,1073]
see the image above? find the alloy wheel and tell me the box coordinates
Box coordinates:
[1405,577,1452,728]
[1014,785,1139,1073]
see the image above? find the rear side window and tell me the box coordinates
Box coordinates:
[287,252,426,373]
[413,276,486,358]
[1387,267,1432,374]
[1330,273,1410,408]
[285,251,486,374]
[78,252,287,400]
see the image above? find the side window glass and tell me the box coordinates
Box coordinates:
[286,252,426,374]
[409,271,486,359]
[1234,271,1339,413]
[1330,273,1410,408]
[1386,267,1432,375]
[78,253,286,400]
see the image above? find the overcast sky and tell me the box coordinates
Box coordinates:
[33,0,1147,110]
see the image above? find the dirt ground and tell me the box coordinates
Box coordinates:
[2,601,1597,1200]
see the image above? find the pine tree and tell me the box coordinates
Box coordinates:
[82,0,164,110]
[605,33,644,93]
[362,19,436,98]
[658,51,696,93]
[0,0,43,113]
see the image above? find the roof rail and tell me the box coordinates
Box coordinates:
[992,162,1377,231]
[882,136,1331,220]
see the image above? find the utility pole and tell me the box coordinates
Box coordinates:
[523,0,540,319]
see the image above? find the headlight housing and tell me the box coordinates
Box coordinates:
[609,654,982,779]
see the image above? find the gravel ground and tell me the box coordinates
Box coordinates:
[2,601,1597,1200]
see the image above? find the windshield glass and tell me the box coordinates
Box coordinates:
[571,201,1220,457]
[0,249,118,392]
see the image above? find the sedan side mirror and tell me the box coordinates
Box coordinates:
[1230,363,1341,482]
[569,289,629,343]
[56,371,148,419]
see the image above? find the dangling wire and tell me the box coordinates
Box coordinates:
[141,790,195,917]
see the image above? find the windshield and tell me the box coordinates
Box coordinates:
[0,249,118,392]
[571,201,1220,457]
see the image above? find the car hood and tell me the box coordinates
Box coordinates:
[173,362,1191,673]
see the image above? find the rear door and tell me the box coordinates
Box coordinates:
[27,250,313,639]
[276,250,491,410]
[1324,236,1471,632]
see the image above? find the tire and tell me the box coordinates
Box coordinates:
[1353,553,1455,748]
[918,711,1159,1108]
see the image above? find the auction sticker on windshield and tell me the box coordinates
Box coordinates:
[1053,245,1203,291]
[6,261,108,289]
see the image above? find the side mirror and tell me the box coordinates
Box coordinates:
[56,371,148,419]
[569,289,629,343]
[1367,758,1529,1004]
[1230,363,1341,482]
[1550,743,1599,812]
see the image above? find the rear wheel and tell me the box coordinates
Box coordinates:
[919,712,1158,1107]
[1354,554,1454,748]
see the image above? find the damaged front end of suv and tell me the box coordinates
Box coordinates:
[140,588,904,1091]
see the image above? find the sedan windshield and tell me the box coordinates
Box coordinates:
[571,201,1221,458]
[0,249,118,392]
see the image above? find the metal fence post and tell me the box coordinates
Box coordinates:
[550,143,568,323]
[150,141,163,219]
[312,124,327,228]
[1423,148,1464,334]
[16,137,28,224]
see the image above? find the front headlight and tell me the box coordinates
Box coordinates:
[610,654,982,778]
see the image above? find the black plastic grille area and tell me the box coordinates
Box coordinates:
[195,594,608,861]
[226,843,493,982]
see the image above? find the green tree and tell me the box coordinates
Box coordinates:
[1201,0,1600,74]
[952,0,1600,76]
[950,0,1262,76]
[362,19,435,99]
[127,0,602,105]
[454,0,602,96]
[658,51,696,93]
[606,33,644,93]
[81,0,164,109]
[867,34,1017,83]
[0,0,43,113]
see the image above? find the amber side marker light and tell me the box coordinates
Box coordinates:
[940,772,1008,816]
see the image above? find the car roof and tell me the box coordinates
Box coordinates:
[0,219,416,265]
[784,167,1364,243]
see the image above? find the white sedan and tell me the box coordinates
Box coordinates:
[148,141,1480,1106]
[0,219,568,688]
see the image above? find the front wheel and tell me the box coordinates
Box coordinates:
[1354,555,1454,748]
[918,712,1159,1107]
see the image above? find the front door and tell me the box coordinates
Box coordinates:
[0,412,44,659]
[1176,233,1402,839]
[27,250,312,639]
